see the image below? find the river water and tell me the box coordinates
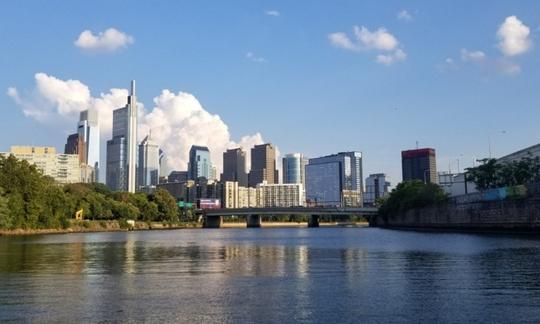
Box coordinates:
[1,227,540,323]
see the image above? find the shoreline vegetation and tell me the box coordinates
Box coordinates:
[0,155,196,232]
[0,220,369,236]
[0,154,369,237]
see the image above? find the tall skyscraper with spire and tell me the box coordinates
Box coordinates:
[106,80,138,192]
[126,80,138,193]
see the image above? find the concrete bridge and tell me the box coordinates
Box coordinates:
[199,207,378,228]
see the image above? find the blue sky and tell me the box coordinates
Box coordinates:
[1,1,540,184]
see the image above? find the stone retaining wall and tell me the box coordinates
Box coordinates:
[372,196,540,231]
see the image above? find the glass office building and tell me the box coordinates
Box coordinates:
[106,81,138,192]
[188,145,212,181]
[305,152,363,207]
[106,136,127,191]
[282,153,308,185]
[77,108,100,180]
[138,134,160,188]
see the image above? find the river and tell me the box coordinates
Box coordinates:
[1,228,540,323]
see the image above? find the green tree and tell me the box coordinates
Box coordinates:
[466,156,540,190]
[0,188,13,229]
[465,158,500,190]
[111,200,140,220]
[152,189,179,223]
[378,180,448,217]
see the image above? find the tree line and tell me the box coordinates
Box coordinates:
[465,156,540,190]
[377,180,448,217]
[0,155,183,230]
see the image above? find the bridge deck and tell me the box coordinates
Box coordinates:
[203,207,378,217]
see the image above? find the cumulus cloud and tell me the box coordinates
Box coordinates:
[7,73,93,125]
[397,10,413,22]
[246,52,268,63]
[265,10,280,17]
[354,26,399,51]
[496,16,532,56]
[376,49,407,65]
[449,49,520,76]
[7,74,266,173]
[328,33,356,51]
[74,28,134,52]
[328,25,406,65]
[460,48,486,62]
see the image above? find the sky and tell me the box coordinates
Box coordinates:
[1,0,540,185]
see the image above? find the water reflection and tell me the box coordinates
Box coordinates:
[2,229,540,322]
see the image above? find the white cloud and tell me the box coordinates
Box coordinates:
[7,73,93,124]
[397,10,413,22]
[460,48,486,62]
[8,74,266,173]
[354,26,399,51]
[376,49,407,65]
[139,90,265,172]
[328,32,357,51]
[444,17,530,76]
[265,10,280,17]
[74,28,134,52]
[450,49,521,76]
[246,52,268,63]
[496,16,532,56]
[328,25,406,65]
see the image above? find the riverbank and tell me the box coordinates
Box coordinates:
[371,195,540,233]
[0,220,370,235]
[0,220,200,236]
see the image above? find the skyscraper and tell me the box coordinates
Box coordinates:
[138,133,160,188]
[282,153,308,185]
[188,145,212,181]
[222,148,248,187]
[126,81,138,193]
[248,143,278,187]
[77,108,100,180]
[401,148,437,183]
[305,152,363,207]
[364,173,391,206]
[106,80,138,192]
[64,133,79,155]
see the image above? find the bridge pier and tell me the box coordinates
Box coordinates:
[203,215,223,228]
[308,215,320,228]
[246,214,262,228]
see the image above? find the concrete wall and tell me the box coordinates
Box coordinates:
[372,196,540,231]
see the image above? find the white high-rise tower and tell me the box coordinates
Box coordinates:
[126,80,138,193]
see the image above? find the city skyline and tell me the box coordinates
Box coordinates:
[1,1,540,184]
